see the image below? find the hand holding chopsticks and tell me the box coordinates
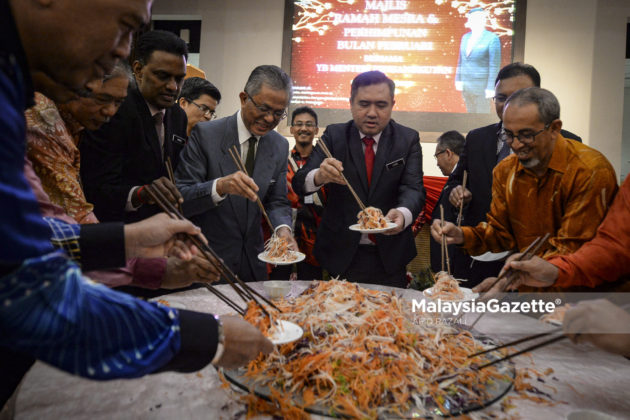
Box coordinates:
[143,184,282,318]
[316,139,366,211]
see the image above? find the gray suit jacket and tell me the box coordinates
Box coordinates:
[175,113,291,282]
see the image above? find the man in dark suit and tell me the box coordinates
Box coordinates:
[292,71,425,288]
[455,8,500,113]
[430,131,465,275]
[446,63,582,286]
[80,30,188,223]
[175,65,295,283]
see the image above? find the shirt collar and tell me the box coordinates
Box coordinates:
[358,130,382,144]
[237,109,261,145]
[145,100,163,119]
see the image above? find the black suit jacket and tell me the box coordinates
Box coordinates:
[80,85,188,223]
[292,120,425,276]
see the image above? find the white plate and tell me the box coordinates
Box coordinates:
[471,250,511,262]
[258,251,305,266]
[348,222,397,234]
[270,320,303,345]
[423,286,479,302]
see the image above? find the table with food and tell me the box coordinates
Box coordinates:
[13,279,630,420]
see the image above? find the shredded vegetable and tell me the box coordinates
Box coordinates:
[263,234,297,263]
[430,271,466,301]
[357,206,388,229]
[237,280,508,419]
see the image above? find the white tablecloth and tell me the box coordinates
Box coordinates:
[14,282,630,419]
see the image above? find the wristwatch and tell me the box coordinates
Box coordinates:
[211,314,225,365]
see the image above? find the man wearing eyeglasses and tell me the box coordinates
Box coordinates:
[80,30,188,223]
[176,65,296,283]
[432,87,617,292]
[177,77,222,137]
[444,63,583,287]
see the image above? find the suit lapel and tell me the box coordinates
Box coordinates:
[132,87,163,167]
[247,133,275,230]
[369,123,392,199]
[218,114,249,234]
[348,125,369,199]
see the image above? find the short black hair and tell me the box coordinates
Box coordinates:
[135,30,188,65]
[436,130,465,156]
[495,62,541,87]
[178,77,221,103]
[291,106,318,126]
[350,71,395,102]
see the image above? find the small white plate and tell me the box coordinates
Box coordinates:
[423,286,479,301]
[258,251,305,265]
[471,250,511,262]
[348,222,397,234]
[270,320,303,345]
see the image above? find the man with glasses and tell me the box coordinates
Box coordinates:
[177,77,222,137]
[444,63,582,286]
[432,87,617,292]
[176,65,296,282]
[80,30,188,223]
[270,106,326,280]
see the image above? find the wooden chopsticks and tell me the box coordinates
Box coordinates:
[144,184,282,317]
[440,204,451,274]
[456,170,467,227]
[469,327,566,370]
[467,233,550,329]
[317,138,366,211]
[227,145,274,232]
[164,157,182,214]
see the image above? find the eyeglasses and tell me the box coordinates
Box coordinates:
[246,92,287,120]
[433,150,447,159]
[501,124,550,145]
[292,122,316,128]
[189,100,217,120]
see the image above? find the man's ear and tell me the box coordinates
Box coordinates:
[132,61,143,80]
[549,119,563,134]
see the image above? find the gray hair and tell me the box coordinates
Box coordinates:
[437,130,465,156]
[244,65,292,101]
[504,87,560,125]
[104,60,133,84]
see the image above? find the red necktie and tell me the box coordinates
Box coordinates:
[362,137,375,186]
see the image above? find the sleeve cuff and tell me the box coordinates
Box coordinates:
[129,257,167,289]
[79,222,126,271]
[304,169,322,194]
[211,179,227,204]
[396,207,412,229]
[156,309,219,373]
[125,186,141,212]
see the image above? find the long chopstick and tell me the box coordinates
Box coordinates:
[475,333,567,370]
[440,205,450,274]
[144,185,282,316]
[317,138,366,211]
[467,233,550,329]
[457,170,467,227]
[468,327,562,358]
[164,157,183,214]
[227,146,274,232]
[202,284,246,315]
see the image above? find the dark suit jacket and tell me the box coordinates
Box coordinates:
[292,120,425,276]
[444,123,582,284]
[79,85,188,223]
[175,113,292,282]
[455,30,501,93]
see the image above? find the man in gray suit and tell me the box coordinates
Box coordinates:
[176,65,296,282]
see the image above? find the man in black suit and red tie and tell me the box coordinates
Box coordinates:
[292,71,425,288]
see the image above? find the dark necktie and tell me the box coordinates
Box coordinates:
[245,136,258,175]
[497,139,511,163]
[153,111,165,159]
[362,137,375,186]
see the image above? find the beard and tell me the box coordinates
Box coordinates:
[518,156,540,168]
